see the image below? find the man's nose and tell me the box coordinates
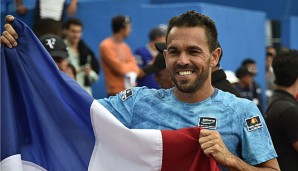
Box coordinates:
[177,52,190,65]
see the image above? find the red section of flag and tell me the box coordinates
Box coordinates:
[161,127,221,171]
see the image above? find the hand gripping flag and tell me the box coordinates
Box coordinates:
[0,18,220,171]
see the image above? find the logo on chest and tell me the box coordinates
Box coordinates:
[198,117,217,129]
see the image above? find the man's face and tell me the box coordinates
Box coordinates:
[164,27,215,93]
[241,75,254,87]
[65,24,82,44]
[53,57,68,72]
[122,23,131,39]
[154,36,166,43]
[246,63,257,75]
[155,69,173,89]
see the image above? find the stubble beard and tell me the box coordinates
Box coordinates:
[171,61,210,93]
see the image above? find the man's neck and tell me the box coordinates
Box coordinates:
[276,85,297,98]
[112,33,124,43]
[173,81,215,103]
[238,80,251,89]
[211,66,219,73]
[148,41,156,51]
[66,39,79,49]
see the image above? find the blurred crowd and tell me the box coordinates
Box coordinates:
[14,1,297,102]
[11,0,297,104]
[1,1,297,170]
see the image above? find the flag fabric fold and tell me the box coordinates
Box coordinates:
[0,18,220,171]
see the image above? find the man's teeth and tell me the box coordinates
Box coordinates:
[178,71,192,76]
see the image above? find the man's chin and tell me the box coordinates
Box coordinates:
[175,84,197,93]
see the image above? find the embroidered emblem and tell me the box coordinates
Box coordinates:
[245,116,263,131]
[45,38,56,49]
[121,89,133,101]
[198,117,217,129]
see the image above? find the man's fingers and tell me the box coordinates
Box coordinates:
[199,129,216,139]
[5,15,15,23]
[199,138,214,149]
[4,23,18,39]
[1,36,13,48]
[202,147,214,157]
[1,31,18,48]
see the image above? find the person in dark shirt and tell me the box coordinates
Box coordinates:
[211,41,240,97]
[265,49,298,171]
[237,58,264,113]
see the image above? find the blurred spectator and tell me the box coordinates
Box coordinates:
[17,0,78,37]
[265,49,298,171]
[211,42,240,97]
[235,65,263,113]
[39,34,69,72]
[65,63,77,80]
[141,42,172,89]
[224,70,239,85]
[64,18,99,95]
[155,68,173,89]
[99,15,142,96]
[239,58,264,113]
[265,46,277,101]
[134,25,167,89]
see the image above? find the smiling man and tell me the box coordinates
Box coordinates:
[1,11,279,171]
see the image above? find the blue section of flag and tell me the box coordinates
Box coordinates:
[1,18,95,170]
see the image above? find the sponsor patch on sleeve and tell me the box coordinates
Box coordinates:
[121,89,133,101]
[245,116,263,131]
[198,117,217,129]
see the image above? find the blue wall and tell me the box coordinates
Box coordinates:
[282,16,298,49]
[151,0,298,20]
[0,0,275,102]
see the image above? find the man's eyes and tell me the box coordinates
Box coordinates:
[189,50,200,55]
[168,49,179,55]
[167,49,202,56]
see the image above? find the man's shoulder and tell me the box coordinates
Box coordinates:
[135,46,147,52]
[100,37,113,47]
[131,86,169,97]
[135,47,149,55]
[215,89,254,110]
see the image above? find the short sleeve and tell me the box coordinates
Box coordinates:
[241,102,277,165]
[97,88,142,128]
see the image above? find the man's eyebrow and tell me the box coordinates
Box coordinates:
[187,46,203,51]
[167,46,178,50]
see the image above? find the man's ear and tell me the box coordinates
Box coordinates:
[210,48,221,67]
[163,49,168,68]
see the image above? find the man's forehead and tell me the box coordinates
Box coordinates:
[167,27,207,44]
[166,27,208,50]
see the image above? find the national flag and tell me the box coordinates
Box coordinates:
[0,18,220,171]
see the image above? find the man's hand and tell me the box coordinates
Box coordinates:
[17,5,28,15]
[199,129,280,171]
[198,129,235,166]
[0,15,18,48]
[82,64,91,75]
[67,0,78,16]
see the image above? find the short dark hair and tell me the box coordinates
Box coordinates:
[64,18,83,30]
[112,15,131,33]
[149,27,166,41]
[273,49,298,87]
[166,10,218,52]
[241,58,256,66]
